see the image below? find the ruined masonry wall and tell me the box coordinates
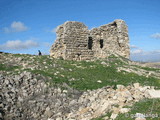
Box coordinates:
[50,19,130,60]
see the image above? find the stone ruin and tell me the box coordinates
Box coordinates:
[50,19,130,60]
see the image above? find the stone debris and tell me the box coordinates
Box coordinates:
[0,72,82,120]
[1,70,157,120]
[117,65,160,79]
[50,19,130,60]
[66,84,153,120]
[110,113,118,120]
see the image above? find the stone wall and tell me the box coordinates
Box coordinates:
[50,19,130,60]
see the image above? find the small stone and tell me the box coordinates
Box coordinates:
[0,112,2,118]
[113,107,120,114]
[48,118,54,120]
[56,117,63,120]
[5,80,9,84]
[94,101,110,117]
[57,88,61,93]
[116,85,125,90]
[101,61,107,65]
[63,90,68,93]
[45,107,52,117]
[120,108,130,113]
[113,96,117,100]
[97,80,102,83]
[103,116,109,120]
[148,89,160,98]
[110,113,118,120]
[134,83,140,88]
[135,118,146,120]
[117,96,126,102]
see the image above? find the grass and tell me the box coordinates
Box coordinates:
[139,66,160,72]
[116,99,160,120]
[0,63,20,72]
[1,54,160,90]
[24,56,160,90]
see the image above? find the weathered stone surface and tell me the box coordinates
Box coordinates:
[148,89,160,98]
[50,19,130,60]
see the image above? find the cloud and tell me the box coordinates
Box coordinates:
[151,33,160,39]
[131,49,143,54]
[130,44,160,62]
[0,39,39,50]
[130,44,143,54]
[130,45,138,49]
[3,21,28,33]
[130,48,160,62]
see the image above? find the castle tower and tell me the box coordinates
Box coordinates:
[50,19,130,60]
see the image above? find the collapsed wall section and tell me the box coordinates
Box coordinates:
[50,24,66,59]
[90,19,130,58]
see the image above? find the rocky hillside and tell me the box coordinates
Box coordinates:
[0,52,160,120]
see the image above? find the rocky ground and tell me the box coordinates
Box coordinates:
[0,52,160,120]
[140,62,160,69]
[1,71,82,120]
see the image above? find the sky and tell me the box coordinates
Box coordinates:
[0,0,160,62]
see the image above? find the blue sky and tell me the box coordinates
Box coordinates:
[0,0,160,62]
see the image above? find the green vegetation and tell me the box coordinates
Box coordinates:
[0,63,20,72]
[116,99,160,120]
[139,66,160,72]
[93,99,160,120]
[1,54,160,90]
[21,55,159,90]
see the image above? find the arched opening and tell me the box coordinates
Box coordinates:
[100,39,103,48]
[88,37,93,50]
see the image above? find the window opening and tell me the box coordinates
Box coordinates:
[100,39,103,48]
[88,37,93,50]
